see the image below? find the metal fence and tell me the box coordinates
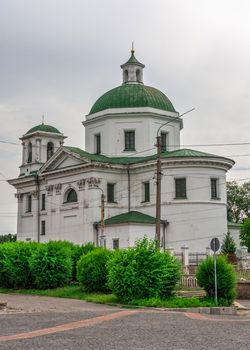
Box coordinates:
[189,253,207,266]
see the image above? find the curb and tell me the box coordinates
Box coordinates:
[104,302,237,315]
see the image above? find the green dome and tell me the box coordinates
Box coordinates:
[89,84,176,115]
[26,124,61,135]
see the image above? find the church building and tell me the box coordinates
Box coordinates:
[8,49,234,252]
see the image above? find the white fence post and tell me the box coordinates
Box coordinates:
[181,245,189,267]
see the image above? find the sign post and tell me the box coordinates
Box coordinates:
[210,238,220,306]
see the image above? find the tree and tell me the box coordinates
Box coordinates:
[0,234,16,244]
[227,181,250,223]
[240,218,250,252]
[221,232,236,255]
[196,256,236,306]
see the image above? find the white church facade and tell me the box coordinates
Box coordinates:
[8,50,234,252]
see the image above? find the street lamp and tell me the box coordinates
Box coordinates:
[155,108,195,248]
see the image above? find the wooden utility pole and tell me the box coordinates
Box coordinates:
[100,193,105,246]
[155,135,162,248]
[155,109,194,249]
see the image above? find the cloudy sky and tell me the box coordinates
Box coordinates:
[1,0,250,233]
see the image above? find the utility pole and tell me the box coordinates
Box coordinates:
[155,108,195,249]
[155,134,162,248]
[100,192,105,246]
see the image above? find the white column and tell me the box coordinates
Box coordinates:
[181,245,189,266]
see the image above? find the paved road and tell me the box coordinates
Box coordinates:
[0,294,250,350]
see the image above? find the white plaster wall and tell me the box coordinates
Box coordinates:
[103,223,157,249]
[15,155,230,254]
[84,112,181,156]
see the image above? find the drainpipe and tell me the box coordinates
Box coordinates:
[35,175,40,243]
[127,164,131,212]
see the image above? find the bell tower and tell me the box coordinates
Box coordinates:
[19,123,67,177]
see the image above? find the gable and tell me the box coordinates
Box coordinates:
[56,156,85,169]
[40,149,90,174]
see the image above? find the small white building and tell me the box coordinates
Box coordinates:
[8,50,234,252]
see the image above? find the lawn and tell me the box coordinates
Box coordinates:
[0,284,216,308]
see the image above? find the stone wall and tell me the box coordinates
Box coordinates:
[237,281,250,299]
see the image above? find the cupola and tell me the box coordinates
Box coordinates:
[120,46,145,84]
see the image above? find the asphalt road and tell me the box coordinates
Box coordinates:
[0,294,250,350]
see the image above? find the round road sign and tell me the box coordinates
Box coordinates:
[210,238,220,252]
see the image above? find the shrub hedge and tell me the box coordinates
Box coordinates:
[196,255,237,305]
[77,248,112,292]
[0,242,38,288]
[30,241,72,289]
[107,238,181,301]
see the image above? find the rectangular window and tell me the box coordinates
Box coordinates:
[113,239,119,250]
[143,182,150,202]
[41,220,46,235]
[41,194,46,211]
[211,178,219,199]
[124,131,135,151]
[26,195,32,212]
[175,178,186,198]
[107,183,115,203]
[161,132,167,151]
[95,134,101,154]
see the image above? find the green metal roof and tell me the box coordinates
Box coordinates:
[121,52,145,67]
[103,211,164,225]
[89,84,176,115]
[65,146,234,165]
[26,124,61,135]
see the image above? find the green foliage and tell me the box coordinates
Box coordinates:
[227,181,250,223]
[30,241,72,289]
[240,218,250,252]
[129,296,216,308]
[196,256,237,305]
[70,242,95,281]
[220,232,236,255]
[0,242,38,288]
[77,248,111,292]
[0,234,16,244]
[107,238,181,301]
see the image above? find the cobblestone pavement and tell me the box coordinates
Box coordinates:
[0,294,250,350]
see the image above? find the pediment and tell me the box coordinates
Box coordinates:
[40,149,90,173]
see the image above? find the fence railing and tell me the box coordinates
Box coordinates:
[189,253,207,266]
[179,275,198,289]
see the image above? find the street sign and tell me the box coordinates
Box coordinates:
[210,238,220,252]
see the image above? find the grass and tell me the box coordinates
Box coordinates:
[0,284,218,308]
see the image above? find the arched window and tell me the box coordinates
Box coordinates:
[123,69,129,83]
[47,142,54,160]
[27,142,32,163]
[65,189,77,203]
[136,69,141,82]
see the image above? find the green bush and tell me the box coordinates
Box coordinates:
[240,218,250,252]
[196,255,237,305]
[77,248,111,292]
[30,241,72,289]
[0,243,11,287]
[107,238,181,301]
[0,242,38,288]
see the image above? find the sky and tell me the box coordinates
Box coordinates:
[0,0,250,233]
